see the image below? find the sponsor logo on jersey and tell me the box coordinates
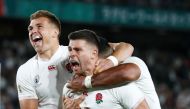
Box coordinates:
[48,65,56,71]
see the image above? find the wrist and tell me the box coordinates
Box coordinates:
[84,75,93,88]
[107,55,118,66]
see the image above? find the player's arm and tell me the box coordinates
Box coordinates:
[95,42,134,73]
[19,99,38,109]
[16,66,39,109]
[135,99,149,109]
[67,63,140,91]
[91,63,140,87]
[109,42,134,63]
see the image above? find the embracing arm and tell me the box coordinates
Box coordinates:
[95,42,134,73]
[19,99,38,109]
[67,63,140,91]
[92,63,140,87]
[109,42,134,63]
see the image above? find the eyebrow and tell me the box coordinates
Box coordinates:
[28,25,32,30]
[28,23,42,31]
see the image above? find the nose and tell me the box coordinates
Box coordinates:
[29,27,38,36]
[69,50,76,59]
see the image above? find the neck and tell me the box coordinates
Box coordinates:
[85,57,101,76]
[37,45,59,61]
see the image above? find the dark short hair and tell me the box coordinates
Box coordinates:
[68,29,100,49]
[30,10,61,37]
[98,36,113,58]
[68,29,113,58]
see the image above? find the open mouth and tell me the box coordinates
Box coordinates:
[69,60,80,67]
[69,59,81,72]
[32,35,42,43]
[33,37,42,42]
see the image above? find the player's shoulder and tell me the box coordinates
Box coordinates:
[20,56,36,67]
[124,56,142,62]
[123,56,146,66]
[60,45,68,51]
[17,56,36,74]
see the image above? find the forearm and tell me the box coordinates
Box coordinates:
[110,42,134,63]
[19,99,38,109]
[91,63,140,87]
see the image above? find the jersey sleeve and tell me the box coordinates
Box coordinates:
[62,83,70,97]
[122,56,149,81]
[62,83,81,99]
[16,65,38,100]
[115,83,145,109]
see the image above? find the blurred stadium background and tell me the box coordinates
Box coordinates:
[0,0,190,109]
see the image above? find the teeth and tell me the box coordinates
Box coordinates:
[32,35,41,40]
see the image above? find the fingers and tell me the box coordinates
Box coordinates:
[64,97,74,109]
[78,95,85,102]
[64,97,84,109]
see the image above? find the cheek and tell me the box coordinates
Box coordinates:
[81,55,91,64]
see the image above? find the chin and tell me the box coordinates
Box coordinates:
[35,48,43,53]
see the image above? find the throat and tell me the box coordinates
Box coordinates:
[37,46,59,61]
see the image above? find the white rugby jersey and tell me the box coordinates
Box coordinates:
[123,56,161,109]
[63,82,145,109]
[16,46,72,109]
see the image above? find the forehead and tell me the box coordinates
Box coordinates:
[29,17,50,26]
[69,39,88,47]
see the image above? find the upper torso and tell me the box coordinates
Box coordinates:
[63,82,145,109]
[16,46,72,109]
[123,56,161,109]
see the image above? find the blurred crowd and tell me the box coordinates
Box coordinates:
[60,0,190,10]
[0,38,189,109]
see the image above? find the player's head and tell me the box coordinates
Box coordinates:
[30,10,61,36]
[28,10,61,53]
[68,29,99,73]
[68,29,100,75]
[98,36,113,58]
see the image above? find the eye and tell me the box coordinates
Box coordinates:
[68,47,72,52]
[38,25,43,28]
[75,48,80,52]
[28,26,33,31]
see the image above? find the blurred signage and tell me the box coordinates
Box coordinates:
[4,0,190,29]
[97,5,190,29]
[0,0,5,16]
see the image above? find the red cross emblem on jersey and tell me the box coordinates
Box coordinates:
[48,65,56,71]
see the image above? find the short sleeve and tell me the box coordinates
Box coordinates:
[62,83,69,97]
[122,57,149,81]
[16,65,38,100]
[115,83,145,109]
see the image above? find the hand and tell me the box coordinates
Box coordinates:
[94,59,114,74]
[64,95,85,109]
[67,75,86,92]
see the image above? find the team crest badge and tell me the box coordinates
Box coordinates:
[96,93,103,104]
[34,75,40,84]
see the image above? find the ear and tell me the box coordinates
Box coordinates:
[52,29,59,38]
[91,49,98,59]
